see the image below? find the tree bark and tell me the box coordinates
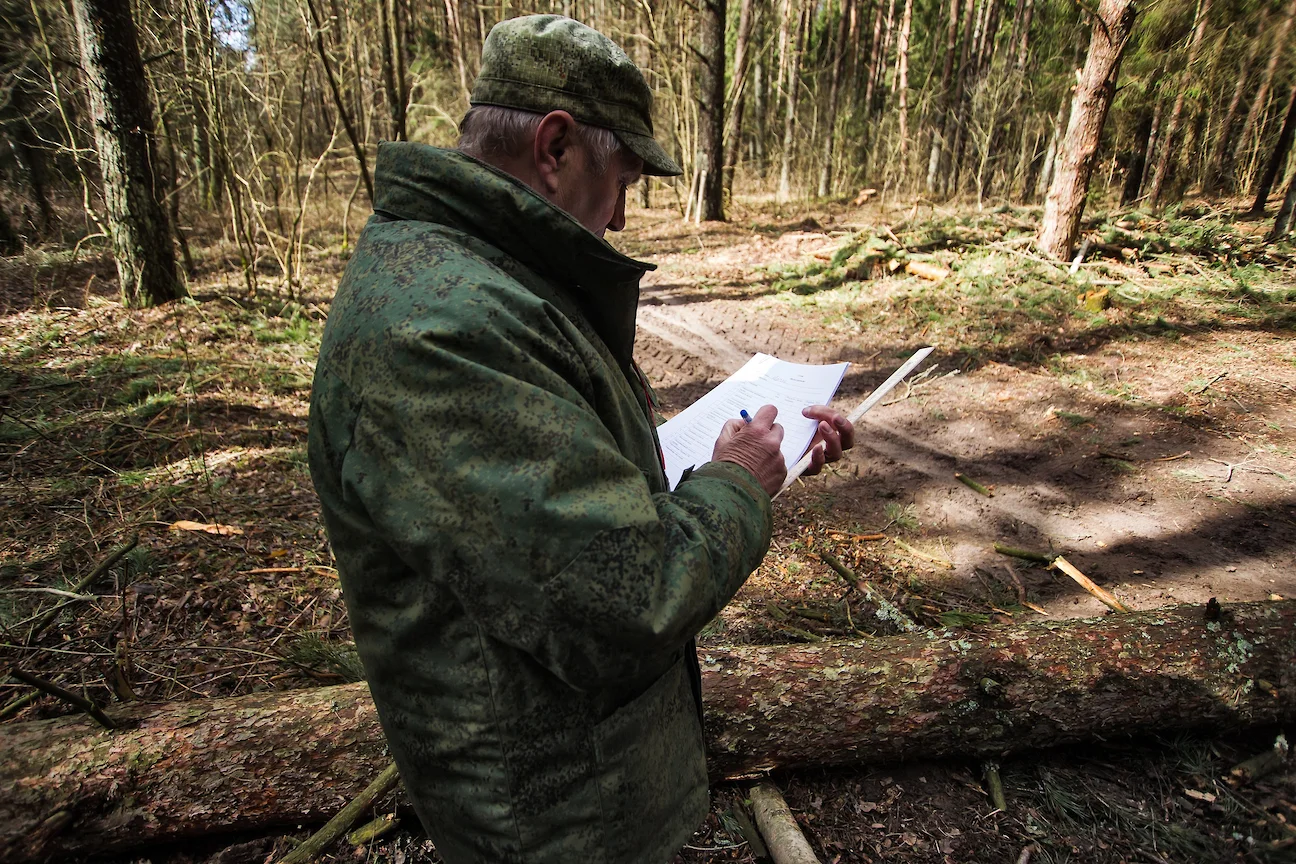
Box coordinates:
[1038,0,1138,260]
[1268,159,1296,239]
[1121,106,1154,205]
[817,0,852,198]
[1145,0,1213,206]
[1014,0,1033,70]
[926,0,961,193]
[778,0,804,202]
[1204,3,1268,194]
[723,0,757,198]
[70,0,184,308]
[5,81,55,235]
[1250,81,1296,215]
[1231,0,1296,194]
[699,0,728,220]
[377,0,408,141]
[938,0,976,196]
[0,200,22,256]
[895,0,913,168]
[2,601,1293,861]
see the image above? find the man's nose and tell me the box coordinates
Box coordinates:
[607,189,627,233]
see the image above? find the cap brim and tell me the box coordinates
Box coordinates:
[617,130,682,177]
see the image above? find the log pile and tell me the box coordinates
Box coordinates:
[1,600,1293,861]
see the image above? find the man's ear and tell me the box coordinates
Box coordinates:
[533,110,579,197]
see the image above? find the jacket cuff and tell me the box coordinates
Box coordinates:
[685,460,771,507]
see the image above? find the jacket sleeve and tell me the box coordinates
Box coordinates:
[338,286,773,693]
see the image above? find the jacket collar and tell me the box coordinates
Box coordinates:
[372,142,652,367]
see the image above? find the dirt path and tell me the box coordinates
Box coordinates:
[626,207,1296,620]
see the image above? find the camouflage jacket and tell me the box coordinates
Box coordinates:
[308,142,773,864]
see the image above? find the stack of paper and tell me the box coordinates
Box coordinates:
[656,353,849,490]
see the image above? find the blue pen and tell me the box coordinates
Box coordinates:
[739,409,752,424]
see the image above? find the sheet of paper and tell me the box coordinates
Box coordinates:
[657,353,849,490]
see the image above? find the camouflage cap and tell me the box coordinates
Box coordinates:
[470,15,683,177]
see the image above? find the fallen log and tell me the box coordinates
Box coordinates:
[2,601,1293,861]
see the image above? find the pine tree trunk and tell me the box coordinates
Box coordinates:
[723,0,757,199]
[778,1,804,202]
[1204,3,1268,194]
[1,601,1292,861]
[862,0,886,117]
[700,0,727,220]
[1015,0,1033,69]
[70,0,184,308]
[1250,81,1296,215]
[71,0,184,306]
[1122,107,1154,204]
[7,82,55,234]
[1140,95,1165,197]
[0,199,21,256]
[443,0,471,103]
[1145,0,1212,206]
[895,0,913,168]
[377,0,407,141]
[1038,0,1137,259]
[940,0,976,196]
[1268,161,1296,239]
[926,0,961,193]
[1230,0,1296,194]
[817,0,852,197]
[1033,99,1067,202]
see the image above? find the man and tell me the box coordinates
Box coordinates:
[307,15,853,864]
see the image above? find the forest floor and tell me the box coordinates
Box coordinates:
[1,193,1294,863]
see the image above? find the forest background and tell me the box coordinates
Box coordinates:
[7,0,1296,291]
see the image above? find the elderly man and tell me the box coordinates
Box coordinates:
[308,15,852,864]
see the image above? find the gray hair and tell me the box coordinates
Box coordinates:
[458,105,623,175]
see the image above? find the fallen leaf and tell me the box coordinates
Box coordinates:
[1184,789,1217,803]
[169,520,244,537]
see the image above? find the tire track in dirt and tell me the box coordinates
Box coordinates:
[633,296,840,406]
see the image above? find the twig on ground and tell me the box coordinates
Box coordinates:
[993,543,1053,564]
[1255,375,1296,394]
[1016,843,1039,864]
[1195,372,1227,394]
[818,550,919,633]
[1229,734,1289,785]
[1209,458,1237,483]
[747,782,822,864]
[277,762,402,864]
[346,815,399,847]
[729,801,771,861]
[9,668,115,729]
[892,538,954,569]
[1051,556,1130,613]
[1001,563,1026,605]
[983,761,1008,812]
[27,534,139,644]
[955,472,994,497]
[0,688,40,721]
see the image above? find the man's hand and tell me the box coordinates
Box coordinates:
[711,404,786,497]
[799,405,855,476]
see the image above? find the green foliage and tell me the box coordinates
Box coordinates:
[938,610,991,627]
[285,634,366,683]
[884,502,920,532]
